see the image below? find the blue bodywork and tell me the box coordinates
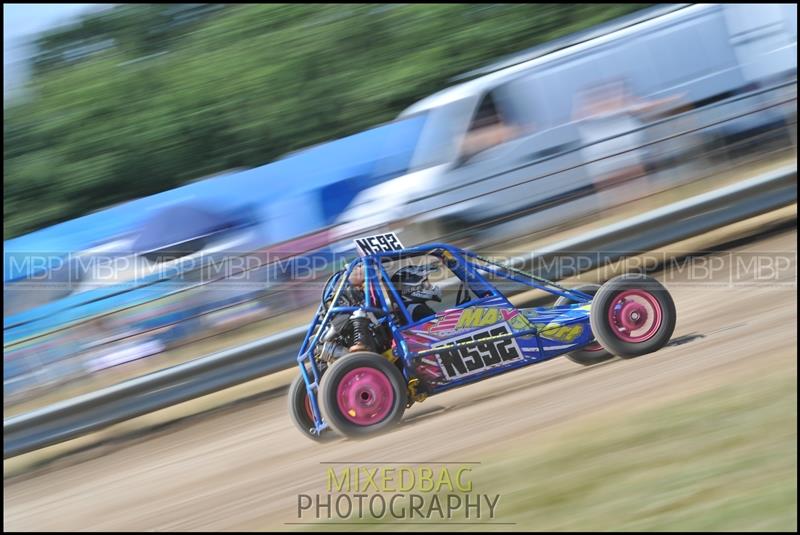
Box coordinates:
[296,242,596,436]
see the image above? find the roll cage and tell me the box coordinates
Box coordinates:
[296,243,594,433]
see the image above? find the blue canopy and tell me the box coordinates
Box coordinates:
[4,113,428,340]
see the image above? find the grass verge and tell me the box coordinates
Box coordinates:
[315,364,797,531]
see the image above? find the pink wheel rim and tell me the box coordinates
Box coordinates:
[607,289,662,343]
[336,367,394,425]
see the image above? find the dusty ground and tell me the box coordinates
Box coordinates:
[3,229,797,531]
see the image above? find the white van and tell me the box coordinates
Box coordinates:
[334,3,797,238]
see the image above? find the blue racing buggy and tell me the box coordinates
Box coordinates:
[289,233,676,440]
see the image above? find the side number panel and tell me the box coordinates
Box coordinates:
[432,322,523,381]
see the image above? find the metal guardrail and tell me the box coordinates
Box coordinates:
[3,164,796,458]
[3,325,307,458]
[518,164,798,280]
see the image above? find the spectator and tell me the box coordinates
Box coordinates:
[459,94,523,163]
[573,77,682,195]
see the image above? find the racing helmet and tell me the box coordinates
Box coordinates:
[391,264,442,304]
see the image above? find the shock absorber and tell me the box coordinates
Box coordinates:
[349,310,375,353]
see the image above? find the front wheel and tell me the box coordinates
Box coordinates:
[318,352,407,439]
[590,274,676,358]
[288,372,335,442]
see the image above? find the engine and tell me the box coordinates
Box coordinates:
[315,310,392,363]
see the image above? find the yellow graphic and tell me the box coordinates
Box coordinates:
[536,323,583,342]
[508,313,534,332]
[455,307,503,329]
[453,307,582,342]
[455,307,541,334]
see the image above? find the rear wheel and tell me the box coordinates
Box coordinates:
[555,284,615,366]
[590,274,676,358]
[319,352,407,439]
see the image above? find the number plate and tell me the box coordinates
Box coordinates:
[354,232,405,256]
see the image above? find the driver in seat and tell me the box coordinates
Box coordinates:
[391,265,443,323]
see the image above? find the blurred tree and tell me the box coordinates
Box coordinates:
[4,3,649,239]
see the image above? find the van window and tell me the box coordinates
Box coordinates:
[496,72,549,129]
[407,97,479,171]
[458,89,526,163]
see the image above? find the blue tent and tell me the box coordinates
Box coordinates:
[4,113,427,340]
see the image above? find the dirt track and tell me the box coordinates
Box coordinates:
[3,229,797,531]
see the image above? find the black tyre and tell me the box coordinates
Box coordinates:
[318,352,407,439]
[555,283,615,366]
[288,372,335,442]
[590,274,676,358]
